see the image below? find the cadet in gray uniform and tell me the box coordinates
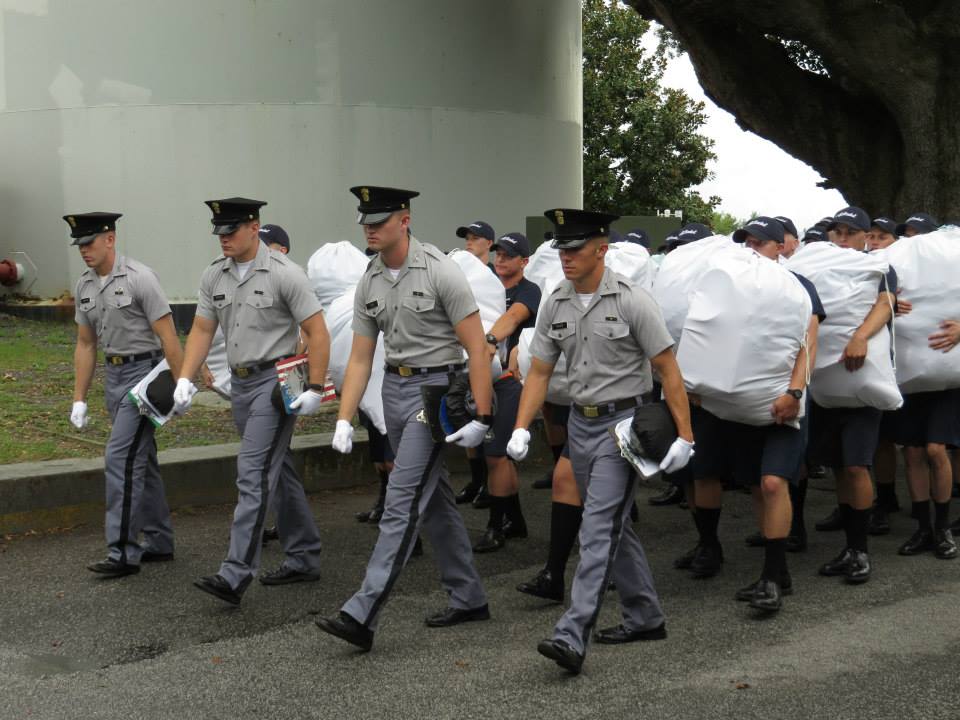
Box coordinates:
[315,186,493,652]
[68,212,183,577]
[507,208,694,675]
[173,198,329,605]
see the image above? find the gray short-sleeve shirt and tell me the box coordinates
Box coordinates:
[195,241,322,368]
[529,267,674,405]
[74,255,171,356]
[352,236,478,367]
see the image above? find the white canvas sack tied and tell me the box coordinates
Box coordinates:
[525,241,565,312]
[652,234,736,343]
[677,249,811,428]
[447,249,507,377]
[517,327,572,406]
[306,241,369,310]
[786,242,902,410]
[605,242,652,291]
[884,228,960,392]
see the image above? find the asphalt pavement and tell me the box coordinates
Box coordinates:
[2,462,959,720]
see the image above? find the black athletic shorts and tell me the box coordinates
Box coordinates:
[808,402,882,469]
[357,409,395,464]
[894,389,960,448]
[484,375,523,457]
[543,400,571,428]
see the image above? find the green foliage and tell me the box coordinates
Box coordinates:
[583,0,718,222]
[709,210,750,236]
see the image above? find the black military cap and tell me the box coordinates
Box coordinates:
[350,186,419,225]
[544,208,619,250]
[205,197,267,235]
[63,212,122,246]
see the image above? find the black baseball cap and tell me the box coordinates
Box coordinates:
[259,224,290,251]
[826,206,871,232]
[63,212,122,245]
[774,215,799,238]
[676,222,712,243]
[350,185,419,225]
[802,227,828,243]
[624,228,650,248]
[205,197,267,235]
[544,208,619,250]
[896,212,939,236]
[456,220,495,242]
[733,216,786,244]
[492,232,531,258]
[871,217,898,235]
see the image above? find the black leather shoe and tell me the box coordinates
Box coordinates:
[594,622,666,644]
[259,566,321,586]
[355,499,384,523]
[532,470,553,490]
[815,507,843,532]
[516,568,564,602]
[472,486,492,510]
[899,528,934,555]
[673,544,700,570]
[808,465,827,480]
[868,506,891,536]
[315,611,373,652]
[262,526,279,544]
[193,574,242,605]
[502,518,528,539]
[748,579,784,613]
[473,527,505,553]
[735,575,793,602]
[87,558,140,577]
[844,550,871,584]
[819,548,855,576]
[140,551,174,563]
[425,604,490,628]
[690,543,723,578]
[744,531,765,547]
[455,484,480,505]
[649,485,684,506]
[537,638,583,675]
[785,530,807,553]
[934,528,958,559]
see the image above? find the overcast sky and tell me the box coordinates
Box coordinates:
[657,44,847,233]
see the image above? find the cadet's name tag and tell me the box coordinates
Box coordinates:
[412,291,424,297]
[366,300,379,310]
[254,290,264,295]
[213,294,225,301]
[80,298,91,304]
[605,316,617,321]
[551,322,567,330]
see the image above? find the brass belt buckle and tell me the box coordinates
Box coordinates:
[109,356,123,366]
[235,367,249,378]
[399,366,414,377]
[583,405,599,418]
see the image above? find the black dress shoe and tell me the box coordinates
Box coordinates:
[785,530,807,553]
[844,550,871,584]
[315,611,373,651]
[532,470,553,490]
[502,518,528,539]
[140,551,175,563]
[899,529,934,556]
[259,566,321,586]
[934,528,958,559]
[472,486,492,509]
[355,500,385,523]
[649,485,684,506]
[193,574,242,605]
[735,575,793,602]
[455,484,480,505]
[868,506,891,536]
[425,604,490,628]
[808,465,827,479]
[473,527,505,553]
[748,579,784,613]
[87,558,140,577]
[744,531,765,548]
[819,548,855,576]
[673,544,700,570]
[537,638,583,675]
[690,543,723,578]
[594,622,666,644]
[262,526,279,544]
[516,568,564,602]
[815,507,843,532]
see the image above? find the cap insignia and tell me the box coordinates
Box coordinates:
[211,201,220,215]
[556,210,564,226]
[361,188,370,202]
[67,216,76,228]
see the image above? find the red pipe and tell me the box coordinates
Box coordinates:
[0,259,20,286]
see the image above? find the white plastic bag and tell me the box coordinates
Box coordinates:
[605,242,652,291]
[677,250,811,427]
[306,241,369,310]
[786,242,902,410]
[204,326,232,399]
[884,229,960,392]
[517,327,572,406]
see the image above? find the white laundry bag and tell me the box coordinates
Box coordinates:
[205,326,232,400]
[307,241,369,310]
[786,242,902,410]
[447,249,506,376]
[884,228,960,392]
[605,242,652,291]
[525,241,565,311]
[677,250,812,427]
[517,327,572,406]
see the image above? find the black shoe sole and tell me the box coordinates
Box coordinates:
[424,609,490,628]
[537,641,582,674]
[844,574,871,585]
[516,585,563,603]
[594,626,667,644]
[87,565,140,577]
[314,618,372,651]
[192,579,241,605]
[748,599,783,613]
[259,572,321,586]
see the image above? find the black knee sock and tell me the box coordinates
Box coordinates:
[789,477,807,535]
[505,493,526,526]
[546,502,583,580]
[839,503,854,548]
[468,457,487,491]
[934,500,950,530]
[377,468,390,501]
[913,500,932,531]
[761,538,788,581]
[550,444,564,463]
[696,507,721,546]
[876,482,897,510]
[488,495,507,530]
[848,508,870,552]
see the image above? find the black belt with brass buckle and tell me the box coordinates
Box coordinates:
[385,363,465,377]
[105,351,162,366]
[573,397,642,419]
[231,358,282,378]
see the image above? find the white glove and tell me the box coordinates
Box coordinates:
[289,389,324,416]
[659,437,695,474]
[173,378,197,415]
[445,419,490,448]
[506,428,531,461]
[70,401,88,429]
[332,419,354,454]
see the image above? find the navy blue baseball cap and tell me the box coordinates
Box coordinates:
[677,222,712,243]
[259,224,290,251]
[624,228,651,248]
[492,232,531,258]
[774,215,799,238]
[733,216,785,244]
[827,206,871,232]
[456,220,495,242]
[896,212,939,236]
[871,217,898,235]
[802,227,828,243]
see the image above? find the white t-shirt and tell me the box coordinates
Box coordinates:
[98,273,110,288]
[235,260,255,280]
[577,292,594,309]
[386,267,401,280]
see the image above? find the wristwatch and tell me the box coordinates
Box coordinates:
[307,383,326,393]
[485,332,499,346]
[475,414,495,425]
[786,388,803,400]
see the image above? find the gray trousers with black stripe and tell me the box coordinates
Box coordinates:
[218,371,322,592]
[104,359,174,565]
[553,408,665,655]
[342,372,487,630]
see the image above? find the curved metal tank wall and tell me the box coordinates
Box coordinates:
[0,0,582,301]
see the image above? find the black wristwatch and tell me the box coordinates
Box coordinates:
[307,383,326,393]
[785,388,803,400]
[476,414,495,425]
[485,332,499,346]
